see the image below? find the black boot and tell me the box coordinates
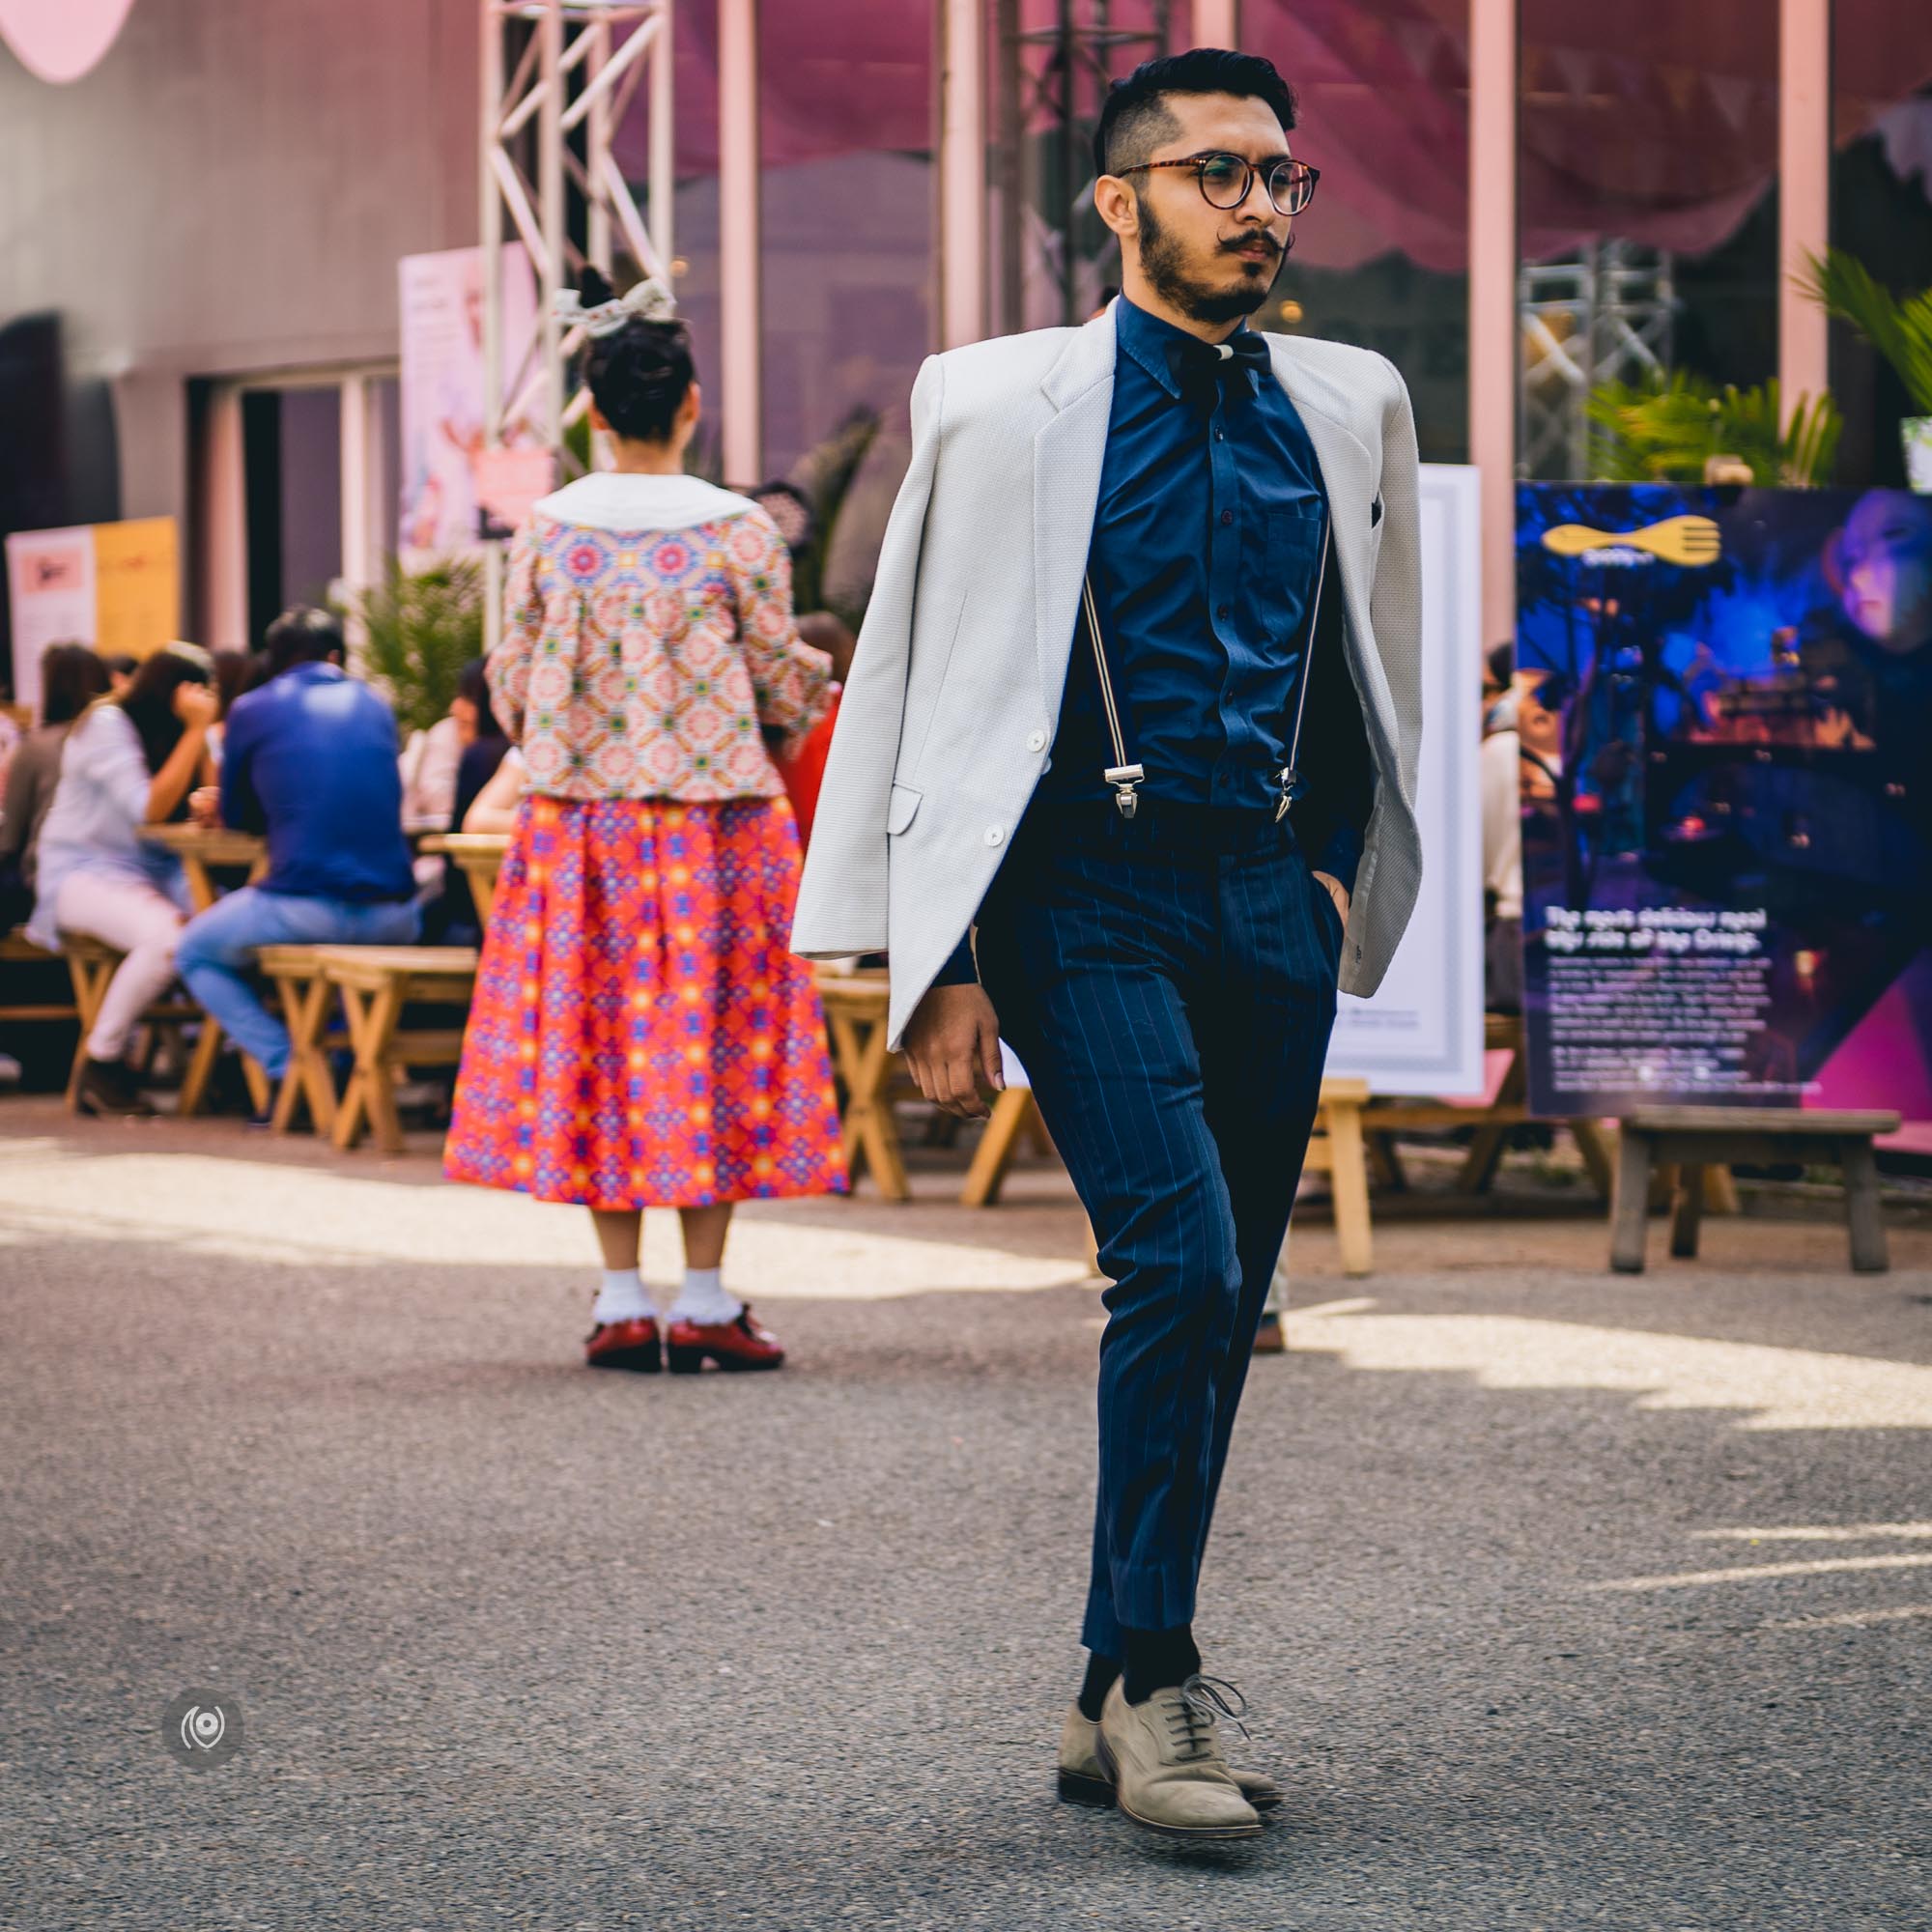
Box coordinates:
[74,1057,154,1118]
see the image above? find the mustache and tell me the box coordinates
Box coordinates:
[1220,233,1293,261]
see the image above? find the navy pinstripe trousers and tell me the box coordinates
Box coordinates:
[977,797,1342,1655]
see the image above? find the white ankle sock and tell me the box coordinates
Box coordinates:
[668,1265,742,1326]
[592,1267,652,1324]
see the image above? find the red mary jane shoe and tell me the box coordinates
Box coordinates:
[584,1315,662,1372]
[665,1305,785,1375]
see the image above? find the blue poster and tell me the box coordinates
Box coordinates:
[1516,484,1932,1118]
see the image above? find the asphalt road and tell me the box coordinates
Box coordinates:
[3,1103,1929,1930]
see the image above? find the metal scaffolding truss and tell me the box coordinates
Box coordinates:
[1519,240,1676,480]
[480,0,675,481]
[994,0,1177,331]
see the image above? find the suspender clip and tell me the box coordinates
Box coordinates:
[1105,764,1145,819]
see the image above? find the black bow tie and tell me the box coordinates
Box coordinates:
[1167,328,1272,404]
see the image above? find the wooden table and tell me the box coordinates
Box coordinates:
[815,969,910,1201]
[319,946,478,1153]
[140,825,269,913]
[419,833,509,926]
[1611,1105,1902,1273]
[135,824,271,1114]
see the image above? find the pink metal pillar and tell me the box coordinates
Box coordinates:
[1779,0,1832,416]
[719,0,762,483]
[939,0,987,349]
[1191,1,1239,47]
[1468,0,1517,653]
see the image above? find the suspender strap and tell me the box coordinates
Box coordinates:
[1080,573,1144,819]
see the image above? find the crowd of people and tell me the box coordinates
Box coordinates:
[0,268,857,1377]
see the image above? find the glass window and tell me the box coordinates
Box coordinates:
[1244,0,1472,464]
[1830,10,1932,486]
[1517,6,1779,480]
[985,0,1187,337]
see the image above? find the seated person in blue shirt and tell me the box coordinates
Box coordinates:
[175,607,419,1083]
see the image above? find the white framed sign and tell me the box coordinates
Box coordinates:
[1322,462,1486,1098]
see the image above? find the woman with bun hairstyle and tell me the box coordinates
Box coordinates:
[445,270,845,1374]
[27,642,219,1116]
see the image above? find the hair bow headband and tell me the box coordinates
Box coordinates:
[553,276,677,336]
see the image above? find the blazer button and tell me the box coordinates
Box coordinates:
[1026,729,1047,753]
[984,825,1005,847]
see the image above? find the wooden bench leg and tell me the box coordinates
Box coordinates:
[333,980,406,1152]
[64,954,114,1108]
[1570,1119,1615,1199]
[1841,1138,1889,1273]
[1324,1098,1374,1278]
[1610,1126,1653,1273]
[271,975,336,1135]
[178,1018,222,1117]
[829,1009,908,1203]
[1669,1162,1705,1259]
[960,1087,1037,1207]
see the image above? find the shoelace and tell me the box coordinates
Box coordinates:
[1163,1673,1252,1761]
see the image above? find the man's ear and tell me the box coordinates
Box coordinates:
[1093,174,1140,245]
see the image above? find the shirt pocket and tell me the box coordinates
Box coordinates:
[1264,505,1323,587]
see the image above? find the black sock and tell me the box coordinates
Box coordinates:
[1077,1652,1121,1721]
[1122,1625,1200,1705]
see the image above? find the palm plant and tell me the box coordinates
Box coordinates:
[1795,248,1932,413]
[340,554,485,735]
[1585,371,1840,489]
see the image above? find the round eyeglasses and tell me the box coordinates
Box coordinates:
[1116,153,1320,217]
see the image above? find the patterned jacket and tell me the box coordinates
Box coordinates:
[488,472,833,802]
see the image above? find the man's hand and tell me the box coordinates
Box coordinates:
[902,982,1005,1121]
[187,786,221,828]
[1312,870,1350,925]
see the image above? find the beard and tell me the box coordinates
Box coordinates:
[1136,194,1290,326]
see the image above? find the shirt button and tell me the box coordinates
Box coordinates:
[1220,510,1235,526]
[1216,604,1232,620]
[984,825,1005,847]
[1025,729,1046,753]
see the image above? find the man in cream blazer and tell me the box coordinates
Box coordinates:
[793,49,1422,1838]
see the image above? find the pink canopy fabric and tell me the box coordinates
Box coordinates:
[633,0,1932,277]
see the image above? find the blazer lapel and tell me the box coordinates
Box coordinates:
[1266,338,1375,639]
[1032,309,1118,715]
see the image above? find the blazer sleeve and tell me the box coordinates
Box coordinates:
[486,523,545,745]
[1370,354,1424,817]
[790,352,945,959]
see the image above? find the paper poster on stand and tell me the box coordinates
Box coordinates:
[1321,462,1486,1098]
[398,244,540,559]
[1517,484,1932,1122]
[5,518,177,717]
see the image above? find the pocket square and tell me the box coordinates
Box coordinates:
[1370,495,1384,527]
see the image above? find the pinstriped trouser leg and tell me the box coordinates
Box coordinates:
[979,817,1340,1657]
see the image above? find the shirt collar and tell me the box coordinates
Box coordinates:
[1114,293,1260,402]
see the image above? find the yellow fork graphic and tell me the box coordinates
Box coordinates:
[1540,515,1722,567]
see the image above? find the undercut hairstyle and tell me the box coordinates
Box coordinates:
[38,642,110,726]
[1093,48,1298,183]
[578,265,696,445]
[264,606,345,677]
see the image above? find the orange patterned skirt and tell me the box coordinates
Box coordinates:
[443,793,846,1210]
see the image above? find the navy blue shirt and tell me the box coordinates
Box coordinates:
[1041,294,1331,816]
[933,296,1374,985]
[219,663,416,902]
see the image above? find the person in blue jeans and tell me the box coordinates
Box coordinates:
[176,608,419,1083]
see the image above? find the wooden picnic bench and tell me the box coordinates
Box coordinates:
[317,946,478,1153]
[1610,1105,1902,1273]
[56,932,265,1114]
[0,927,78,1027]
[419,833,509,927]
[140,825,269,912]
